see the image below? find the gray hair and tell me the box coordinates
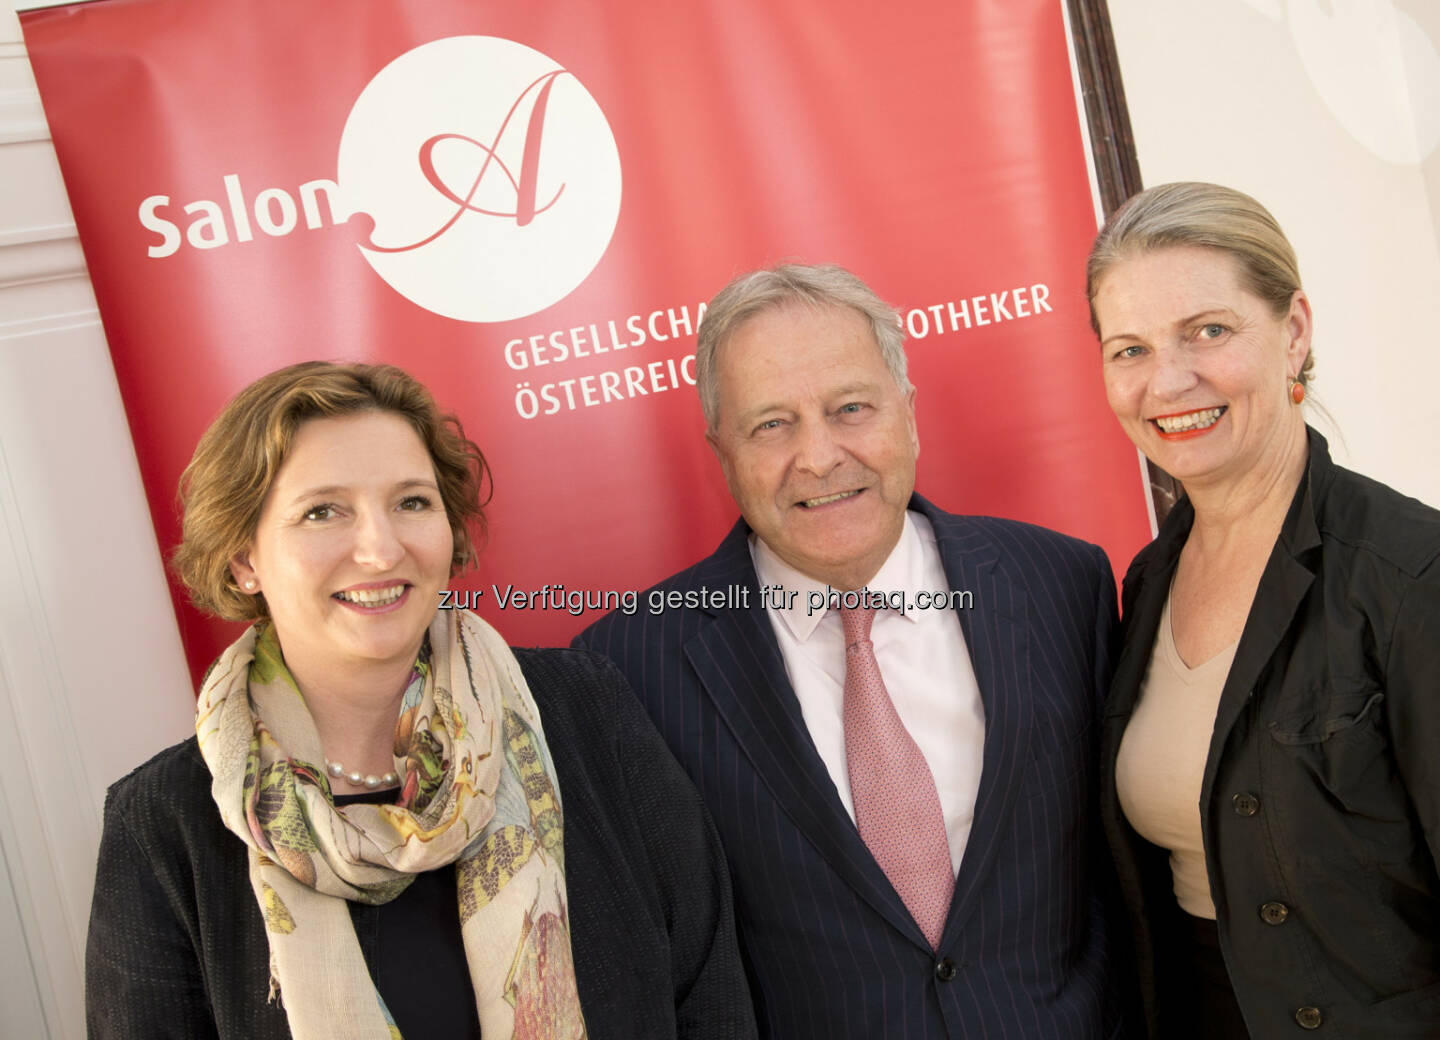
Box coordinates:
[696,263,911,430]
[1086,181,1313,385]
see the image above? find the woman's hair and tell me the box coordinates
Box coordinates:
[696,263,910,431]
[1086,181,1314,384]
[174,361,490,621]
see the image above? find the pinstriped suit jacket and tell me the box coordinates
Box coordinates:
[575,495,1131,1039]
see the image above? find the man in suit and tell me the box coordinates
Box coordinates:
[575,264,1127,1038]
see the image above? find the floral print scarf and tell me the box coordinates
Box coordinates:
[196,609,586,1039]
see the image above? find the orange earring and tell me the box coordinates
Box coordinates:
[1290,379,1306,405]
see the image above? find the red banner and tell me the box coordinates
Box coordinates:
[22,0,1152,684]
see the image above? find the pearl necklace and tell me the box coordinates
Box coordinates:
[326,759,399,790]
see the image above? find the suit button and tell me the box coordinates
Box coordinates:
[1260,901,1290,925]
[1295,1006,1323,1029]
[934,957,957,982]
[1232,792,1261,816]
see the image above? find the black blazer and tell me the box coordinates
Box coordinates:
[1100,429,1440,1038]
[85,648,757,1040]
[576,495,1129,1039]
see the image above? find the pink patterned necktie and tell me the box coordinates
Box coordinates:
[840,604,955,949]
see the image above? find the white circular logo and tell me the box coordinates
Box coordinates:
[338,36,622,323]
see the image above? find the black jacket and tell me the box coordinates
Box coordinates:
[1100,428,1440,1038]
[85,647,757,1040]
[577,497,1131,1040]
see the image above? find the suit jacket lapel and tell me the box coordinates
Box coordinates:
[920,500,1035,942]
[1201,469,1320,809]
[681,522,923,944]
[1107,507,1189,726]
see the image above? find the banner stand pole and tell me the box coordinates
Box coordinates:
[1066,0,1182,524]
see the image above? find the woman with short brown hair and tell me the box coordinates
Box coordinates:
[87,360,755,1040]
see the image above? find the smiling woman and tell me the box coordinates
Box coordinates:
[1093,243,1311,494]
[86,362,756,1040]
[226,411,458,763]
[1086,184,1440,1039]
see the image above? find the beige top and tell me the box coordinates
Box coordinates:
[1115,590,1238,919]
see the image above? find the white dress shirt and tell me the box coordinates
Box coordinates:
[750,511,987,876]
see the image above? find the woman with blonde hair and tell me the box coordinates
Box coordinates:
[1088,182,1440,1038]
[85,361,755,1040]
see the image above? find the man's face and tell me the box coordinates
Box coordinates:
[706,302,919,591]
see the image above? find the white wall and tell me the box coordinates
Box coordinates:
[0,2,194,1037]
[1,1,1437,1037]
[1108,0,1440,507]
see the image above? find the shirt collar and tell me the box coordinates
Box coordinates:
[749,511,929,643]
